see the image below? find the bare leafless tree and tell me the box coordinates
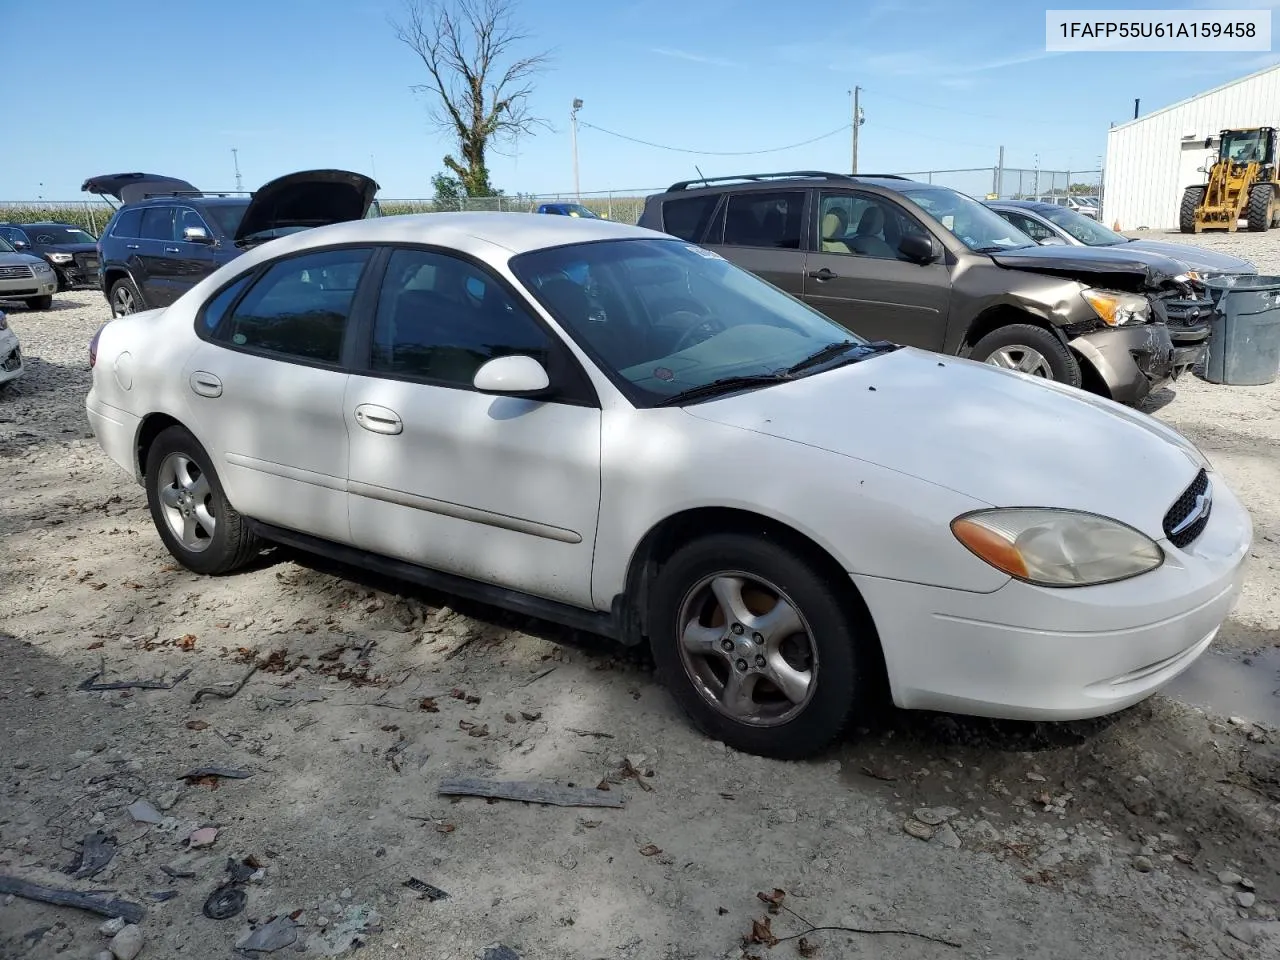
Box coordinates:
[392,0,551,196]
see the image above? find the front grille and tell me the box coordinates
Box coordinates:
[0,265,34,280]
[74,253,100,272]
[1163,468,1211,548]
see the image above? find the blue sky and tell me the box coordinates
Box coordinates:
[3,0,1277,200]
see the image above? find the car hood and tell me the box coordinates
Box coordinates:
[1121,239,1256,275]
[233,169,379,244]
[0,251,47,267]
[81,173,200,205]
[40,242,98,256]
[988,243,1189,290]
[682,347,1204,540]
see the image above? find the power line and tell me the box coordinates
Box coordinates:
[863,87,1067,128]
[578,120,853,156]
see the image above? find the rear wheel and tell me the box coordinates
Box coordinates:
[1246,183,1273,232]
[144,425,261,575]
[649,532,872,759]
[109,277,143,317]
[24,295,53,311]
[969,323,1081,387]
[1180,186,1205,234]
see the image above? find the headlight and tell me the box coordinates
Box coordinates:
[31,261,52,274]
[47,253,74,264]
[951,508,1163,587]
[1081,288,1150,326]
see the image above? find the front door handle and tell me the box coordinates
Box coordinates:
[354,403,403,435]
[189,371,223,398]
[125,244,140,250]
[164,246,180,253]
[807,267,838,281]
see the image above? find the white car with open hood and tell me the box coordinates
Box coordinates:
[84,213,1252,759]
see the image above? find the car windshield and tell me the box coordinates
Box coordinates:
[510,238,873,405]
[1040,206,1128,245]
[899,186,1037,252]
[29,225,96,244]
[564,205,598,218]
[204,200,250,237]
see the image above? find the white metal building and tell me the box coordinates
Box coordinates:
[1103,63,1280,231]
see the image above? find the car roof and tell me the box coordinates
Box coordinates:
[988,200,1057,213]
[2,220,84,228]
[234,212,662,262]
[119,195,249,208]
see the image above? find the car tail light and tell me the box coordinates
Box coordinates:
[89,322,108,368]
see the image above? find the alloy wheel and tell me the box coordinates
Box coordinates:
[986,345,1052,377]
[156,452,216,551]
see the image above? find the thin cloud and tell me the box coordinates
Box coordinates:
[650,46,740,67]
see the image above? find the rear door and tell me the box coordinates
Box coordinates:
[136,205,177,306]
[801,190,951,349]
[704,190,809,298]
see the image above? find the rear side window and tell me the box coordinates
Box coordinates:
[199,274,253,334]
[139,207,175,241]
[661,196,718,241]
[215,248,372,364]
[111,209,143,238]
[721,191,804,249]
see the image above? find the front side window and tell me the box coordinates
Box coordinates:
[999,211,1056,242]
[215,248,372,363]
[0,235,14,253]
[111,209,143,239]
[139,206,176,242]
[370,248,552,386]
[511,238,872,405]
[0,227,31,246]
[1040,207,1128,246]
[720,191,804,249]
[900,186,1036,253]
[175,207,212,239]
[817,192,931,261]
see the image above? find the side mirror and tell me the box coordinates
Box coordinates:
[1037,236,1068,246]
[898,233,937,263]
[12,240,28,250]
[473,354,553,397]
[183,226,213,244]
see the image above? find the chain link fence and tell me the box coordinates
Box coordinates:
[891,167,1104,202]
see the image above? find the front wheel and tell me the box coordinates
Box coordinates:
[24,295,53,311]
[1180,186,1205,234]
[1246,183,1273,233]
[969,323,1081,387]
[649,532,872,759]
[144,425,261,575]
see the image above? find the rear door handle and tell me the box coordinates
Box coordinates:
[807,267,838,281]
[354,403,403,435]
[164,246,180,253]
[125,244,140,250]
[189,371,223,398]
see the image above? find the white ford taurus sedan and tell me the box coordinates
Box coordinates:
[85,213,1252,759]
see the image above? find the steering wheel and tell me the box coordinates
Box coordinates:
[669,310,726,353]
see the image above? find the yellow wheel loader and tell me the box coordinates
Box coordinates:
[1180,127,1280,234]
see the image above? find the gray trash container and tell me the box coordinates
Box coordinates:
[1201,275,1280,386]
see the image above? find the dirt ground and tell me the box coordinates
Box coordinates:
[1,230,1279,960]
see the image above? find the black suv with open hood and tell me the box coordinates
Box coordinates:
[638,171,1210,405]
[85,169,379,316]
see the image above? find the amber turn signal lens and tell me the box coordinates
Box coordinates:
[951,517,1030,579]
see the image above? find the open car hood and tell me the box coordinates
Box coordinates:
[81,173,200,205]
[234,169,379,244]
[988,244,1189,290]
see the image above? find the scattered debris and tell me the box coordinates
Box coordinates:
[79,667,192,692]
[797,935,819,957]
[160,865,195,880]
[107,923,144,960]
[0,876,144,923]
[203,883,247,920]
[479,946,522,960]
[68,832,117,879]
[100,917,127,937]
[311,904,381,955]
[185,720,210,731]
[504,713,518,723]
[191,664,258,703]
[236,914,301,953]
[749,916,779,947]
[147,890,178,902]
[436,823,456,834]
[619,757,653,792]
[567,727,614,739]
[902,820,935,841]
[188,827,219,849]
[519,711,542,721]
[639,844,662,857]
[126,800,163,825]
[438,777,625,808]
[419,697,440,713]
[913,806,959,826]
[859,765,897,782]
[934,824,962,850]
[518,666,557,686]
[757,888,786,913]
[180,766,252,783]
[403,877,450,902]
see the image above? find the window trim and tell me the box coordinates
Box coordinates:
[348,242,600,409]
[193,242,381,373]
[712,189,810,252]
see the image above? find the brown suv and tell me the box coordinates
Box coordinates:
[637,171,1209,404]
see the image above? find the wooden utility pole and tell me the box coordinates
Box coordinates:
[851,87,862,174]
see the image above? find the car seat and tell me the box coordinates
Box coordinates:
[851,205,898,259]
[821,207,851,253]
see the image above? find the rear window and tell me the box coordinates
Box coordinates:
[661,195,719,241]
[721,191,804,250]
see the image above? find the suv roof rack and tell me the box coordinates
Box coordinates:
[664,171,912,191]
[140,190,253,199]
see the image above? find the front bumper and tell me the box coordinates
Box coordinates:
[0,272,57,302]
[1070,322,1200,404]
[50,256,101,288]
[855,475,1252,720]
[0,329,24,385]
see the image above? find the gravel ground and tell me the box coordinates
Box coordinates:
[1,232,1278,960]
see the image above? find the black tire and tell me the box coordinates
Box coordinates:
[1246,183,1273,233]
[968,323,1081,387]
[1179,186,1204,234]
[109,277,144,317]
[144,425,261,575]
[649,531,874,760]
[24,295,53,311]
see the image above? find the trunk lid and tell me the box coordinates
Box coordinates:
[81,173,201,205]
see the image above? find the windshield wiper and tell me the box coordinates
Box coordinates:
[656,373,791,407]
[785,339,898,376]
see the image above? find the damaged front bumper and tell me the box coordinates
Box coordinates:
[1070,321,1202,405]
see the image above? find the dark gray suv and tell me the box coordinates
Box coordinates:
[638,172,1209,404]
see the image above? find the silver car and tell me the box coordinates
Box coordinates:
[0,234,58,310]
[0,310,24,389]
